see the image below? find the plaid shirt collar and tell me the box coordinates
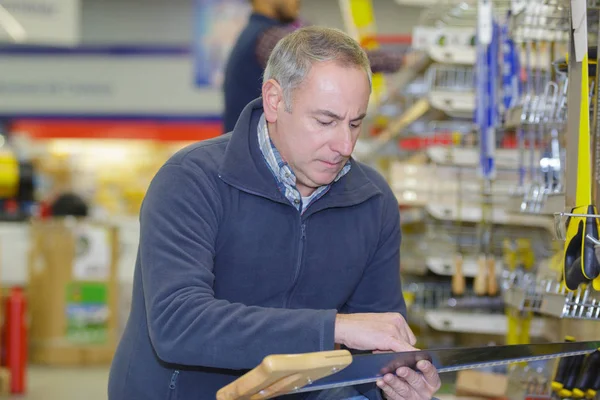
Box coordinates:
[257,113,351,213]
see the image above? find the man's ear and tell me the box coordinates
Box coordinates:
[262,79,283,123]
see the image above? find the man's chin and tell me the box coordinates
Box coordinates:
[311,172,339,187]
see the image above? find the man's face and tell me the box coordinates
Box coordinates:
[273,0,300,23]
[263,61,370,197]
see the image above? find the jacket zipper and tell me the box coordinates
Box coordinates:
[169,370,179,390]
[284,220,306,307]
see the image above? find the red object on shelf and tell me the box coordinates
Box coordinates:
[4,200,18,215]
[5,287,27,394]
[11,119,222,142]
[397,133,454,150]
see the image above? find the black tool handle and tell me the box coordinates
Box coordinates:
[552,336,577,392]
[586,352,600,399]
[573,350,600,398]
[558,353,586,398]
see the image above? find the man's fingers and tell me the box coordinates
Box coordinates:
[378,374,413,400]
[387,337,418,353]
[396,366,424,390]
[377,378,398,400]
[391,314,417,346]
[417,360,441,388]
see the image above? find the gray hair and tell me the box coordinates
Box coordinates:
[263,26,372,112]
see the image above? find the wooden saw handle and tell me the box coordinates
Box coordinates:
[452,253,465,296]
[216,350,352,400]
[487,257,498,297]
[474,255,488,296]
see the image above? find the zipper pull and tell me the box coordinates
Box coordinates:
[169,370,179,390]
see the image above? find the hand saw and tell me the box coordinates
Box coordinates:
[562,0,600,291]
[216,341,600,400]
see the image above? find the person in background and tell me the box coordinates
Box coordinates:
[222,0,404,133]
[108,26,440,400]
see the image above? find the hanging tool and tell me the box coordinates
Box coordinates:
[562,0,600,291]
[572,349,600,398]
[517,239,534,344]
[546,76,567,194]
[504,238,534,346]
[523,6,537,209]
[557,353,586,398]
[501,10,524,196]
[216,340,600,399]
[504,239,519,345]
[552,336,578,393]
[584,351,600,399]
[474,0,498,297]
[452,155,465,297]
[594,8,600,208]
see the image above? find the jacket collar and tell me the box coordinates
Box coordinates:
[218,98,382,213]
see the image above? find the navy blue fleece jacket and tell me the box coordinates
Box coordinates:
[108,98,407,399]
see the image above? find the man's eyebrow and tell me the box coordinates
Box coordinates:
[351,113,367,122]
[312,109,367,121]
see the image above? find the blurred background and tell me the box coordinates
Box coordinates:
[0,0,599,399]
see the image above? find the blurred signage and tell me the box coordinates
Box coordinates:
[0,47,222,118]
[393,0,435,5]
[193,0,251,87]
[0,0,80,45]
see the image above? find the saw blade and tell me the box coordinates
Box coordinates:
[291,341,600,394]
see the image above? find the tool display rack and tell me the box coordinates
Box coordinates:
[389,2,504,341]
[501,0,600,329]
[360,1,563,344]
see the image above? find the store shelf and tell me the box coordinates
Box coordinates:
[504,191,565,216]
[425,204,555,232]
[426,256,502,277]
[424,310,548,337]
[427,46,476,66]
[401,256,502,278]
[505,284,600,321]
[426,146,542,170]
[428,91,475,119]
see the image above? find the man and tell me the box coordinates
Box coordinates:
[108,27,440,400]
[222,0,404,133]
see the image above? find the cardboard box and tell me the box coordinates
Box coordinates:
[455,370,508,399]
[28,218,119,366]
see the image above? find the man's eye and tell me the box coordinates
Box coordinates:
[317,120,333,126]
[351,122,362,129]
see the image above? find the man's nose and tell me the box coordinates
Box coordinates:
[331,125,353,157]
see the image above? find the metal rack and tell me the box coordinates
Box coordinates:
[504,273,600,320]
[501,0,574,217]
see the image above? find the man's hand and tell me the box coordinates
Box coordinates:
[377,360,441,400]
[334,313,440,399]
[334,313,417,352]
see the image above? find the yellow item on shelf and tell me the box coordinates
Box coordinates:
[403,291,415,309]
[561,47,600,291]
[504,239,533,349]
[338,0,386,105]
[0,148,19,198]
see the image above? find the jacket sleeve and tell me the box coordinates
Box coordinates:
[139,162,338,370]
[341,186,407,319]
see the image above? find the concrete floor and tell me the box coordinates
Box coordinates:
[13,367,458,399]
[13,366,109,400]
